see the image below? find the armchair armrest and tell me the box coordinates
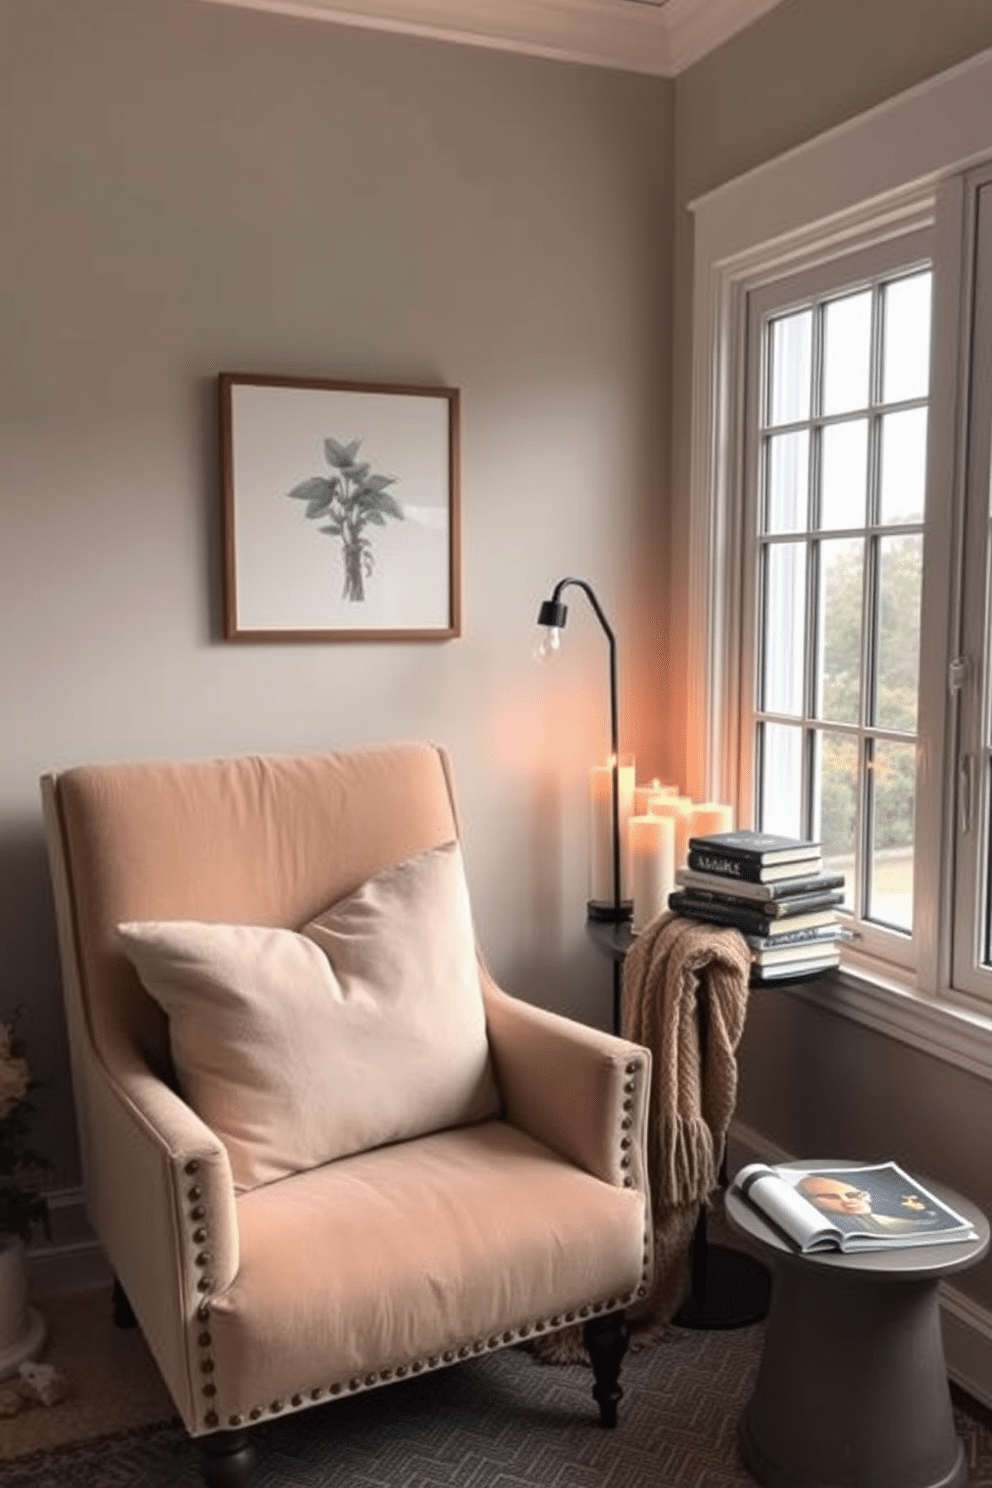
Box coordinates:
[82,1048,238,1430]
[481,973,650,1195]
[40,768,239,1432]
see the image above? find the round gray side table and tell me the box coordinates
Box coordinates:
[726,1166,989,1488]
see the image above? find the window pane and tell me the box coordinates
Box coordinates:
[816,732,857,911]
[759,722,803,838]
[882,272,932,405]
[879,408,928,524]
[820,419,868,530]
[822,291,872,416]
[817,538,864,725]
[762,542,807,715]
[875,534,922,732]
[764,431,809,533]
[767,310,812,427]
[867,739,915,932]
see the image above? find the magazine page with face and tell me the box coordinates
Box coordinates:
[782,1164,975,1239]
[734,1161,978,1253]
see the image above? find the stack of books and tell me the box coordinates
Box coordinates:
[668,829,846,982]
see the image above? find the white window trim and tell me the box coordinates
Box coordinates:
[686,43,992,1077]
[950,169,992,1004]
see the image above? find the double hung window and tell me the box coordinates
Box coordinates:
[688,56,992,1037]
[729,179,992,1004]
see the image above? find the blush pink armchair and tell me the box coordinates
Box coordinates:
[41,743,652,1485]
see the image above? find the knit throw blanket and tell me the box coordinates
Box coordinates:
[531,911,751,1363]
[621,911,751,1341]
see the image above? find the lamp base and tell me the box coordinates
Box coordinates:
[587,898,633,923]
[672,1243,771,1331]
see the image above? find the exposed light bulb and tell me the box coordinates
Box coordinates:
[533,626,562,663]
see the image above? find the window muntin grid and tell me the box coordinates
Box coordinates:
[754,269,931,936]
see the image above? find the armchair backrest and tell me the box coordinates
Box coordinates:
[42,743,463,1190]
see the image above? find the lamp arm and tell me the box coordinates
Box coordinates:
[547,578,618,757]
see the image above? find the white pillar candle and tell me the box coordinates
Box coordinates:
[648,793,695,868]
[588,759,636,905]
[688,802,735,848]
[629,813,676,933]
[634,779,680,815]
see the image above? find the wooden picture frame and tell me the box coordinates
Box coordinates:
[219,373,461,641]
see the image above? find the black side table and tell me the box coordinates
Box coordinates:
[586,919,632,1038]
[587,918,771,1330]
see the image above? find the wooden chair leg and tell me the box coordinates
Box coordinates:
[197,1428,257,1487]
[583,1309,629,1428]
[111,1277,137,1329]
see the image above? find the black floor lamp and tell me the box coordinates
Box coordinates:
[535,578,632,926]
[537,578,771,1334]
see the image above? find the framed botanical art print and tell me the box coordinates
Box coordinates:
[219,373,461,640]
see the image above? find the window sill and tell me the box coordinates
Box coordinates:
[793,956,992,1083]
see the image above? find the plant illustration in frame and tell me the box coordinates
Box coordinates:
[219,374,461,641]
[286,436,404,603]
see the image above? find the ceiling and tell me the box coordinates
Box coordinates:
[198,0,787,76]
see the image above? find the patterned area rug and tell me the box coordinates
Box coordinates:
[4,1322,992,1488]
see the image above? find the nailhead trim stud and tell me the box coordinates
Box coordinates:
[228,1288,648,1426]
[181,1156,225,1430]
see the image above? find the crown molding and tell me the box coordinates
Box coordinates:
[661,0,785,73]
[197,0,784,77]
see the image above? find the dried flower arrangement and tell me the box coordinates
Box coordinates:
[0,1016,51,1243]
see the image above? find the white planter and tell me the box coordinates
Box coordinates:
[0,1233,46,1379]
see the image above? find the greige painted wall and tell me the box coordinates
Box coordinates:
[672,0,992,1315]
[0,0,672,1186]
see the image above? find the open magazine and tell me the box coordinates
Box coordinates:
[733,1161,978,1254]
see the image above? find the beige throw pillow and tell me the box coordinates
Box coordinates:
[117,841,500,1192]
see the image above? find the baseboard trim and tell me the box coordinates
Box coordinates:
[729,1119,992,1411]
[26,1187,112,1299]
[942,1286,992,1411]
[28,1239,113,1298]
